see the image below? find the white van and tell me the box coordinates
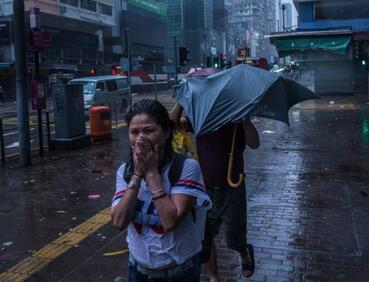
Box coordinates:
[68,75,130,114]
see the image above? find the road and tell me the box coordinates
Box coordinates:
[1,94,369,281]
[0,90,176,161]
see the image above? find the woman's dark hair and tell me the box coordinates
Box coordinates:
[125,99,174,157]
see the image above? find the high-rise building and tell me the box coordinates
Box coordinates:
[120,0,167,71]
[227,0,277,60]
[213,0,227,64]
[165,0,213,66]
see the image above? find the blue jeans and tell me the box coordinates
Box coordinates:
[128,253,201,282]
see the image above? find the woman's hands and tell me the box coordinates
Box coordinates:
[132,136,160,176]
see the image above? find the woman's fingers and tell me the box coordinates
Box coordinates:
[132,138,159,174]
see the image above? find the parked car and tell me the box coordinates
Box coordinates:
[67,75,130,115]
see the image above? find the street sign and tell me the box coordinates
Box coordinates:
[211,47,217,56]
[29,7,40,30]
[30,31,52,50]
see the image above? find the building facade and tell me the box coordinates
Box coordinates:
[275,0,298,32]
[269,0,369,94]
[0,0,116,99]
[165,0,213,67]
[0,0,168,99]
[212,0,227,65]
[226,0,278,62]
[121,0,167,72]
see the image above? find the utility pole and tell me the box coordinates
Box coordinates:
[120,1,132,110]
[173,36,178,84]
[29,7,44,157]
[125,28,132,110]
[14,0,31,166]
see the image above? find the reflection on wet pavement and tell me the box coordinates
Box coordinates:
[1,94,369,281]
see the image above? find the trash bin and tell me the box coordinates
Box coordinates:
[90,106,112,141]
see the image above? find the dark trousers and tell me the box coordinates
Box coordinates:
[128,253,201,282]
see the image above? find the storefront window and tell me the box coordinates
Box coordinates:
[60,0,78,7]
[81,0,97,12]
[98,3,112,16]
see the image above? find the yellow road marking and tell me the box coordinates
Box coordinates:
[0,208,111,281]
[1,117,39,126]
[103,249,129,257]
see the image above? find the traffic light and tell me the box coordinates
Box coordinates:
[354,40,368,60]
[179,47,190,66]
[112,65,121,75]
[213,57,219,68]
[89,67,97,76]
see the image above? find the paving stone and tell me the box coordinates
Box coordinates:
[1,94,369,281]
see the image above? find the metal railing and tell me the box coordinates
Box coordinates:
[0,118,5,164]
[0,111,52,165]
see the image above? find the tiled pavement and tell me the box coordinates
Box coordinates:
[1,93,369,281]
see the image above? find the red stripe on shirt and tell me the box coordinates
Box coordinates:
[176,179,205,190]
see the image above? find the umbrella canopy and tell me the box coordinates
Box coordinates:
[176,64,319,136]
[187,67,220,78]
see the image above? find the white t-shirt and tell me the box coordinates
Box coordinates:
[112,158,212,269]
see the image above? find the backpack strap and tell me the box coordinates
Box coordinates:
[169,153,196,222]
[168,153,187,187]
[123,158,134,184]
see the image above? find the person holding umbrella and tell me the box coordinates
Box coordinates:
[170,102,260,280]
[172,64,317,280]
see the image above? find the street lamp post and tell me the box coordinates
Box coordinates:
[281,4,286,31]
[173,36,178,84]
[120,0,132,110]
[14,0,31,166]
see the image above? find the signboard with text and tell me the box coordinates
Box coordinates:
[30,31,52,50]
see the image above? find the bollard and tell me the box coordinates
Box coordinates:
[38,109,43,157]
[45,111,51,149]
[0,119,4,164]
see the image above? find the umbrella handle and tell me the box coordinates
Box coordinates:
[227,124,244,189]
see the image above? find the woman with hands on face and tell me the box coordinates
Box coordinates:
[111,99,212,282]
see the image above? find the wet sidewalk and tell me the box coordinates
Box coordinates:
[1,94,369,281]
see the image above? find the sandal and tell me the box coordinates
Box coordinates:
[242,244,255,278]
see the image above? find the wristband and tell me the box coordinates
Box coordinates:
[152,192,167,200]
[151,189,165,195]
[133,172,144,178]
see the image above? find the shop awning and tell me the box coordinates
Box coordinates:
[272,36,351,56]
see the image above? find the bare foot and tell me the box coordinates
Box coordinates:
[241,244,255,278]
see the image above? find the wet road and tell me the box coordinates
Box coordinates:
[1,94,369,281]
[0,91,175,159]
